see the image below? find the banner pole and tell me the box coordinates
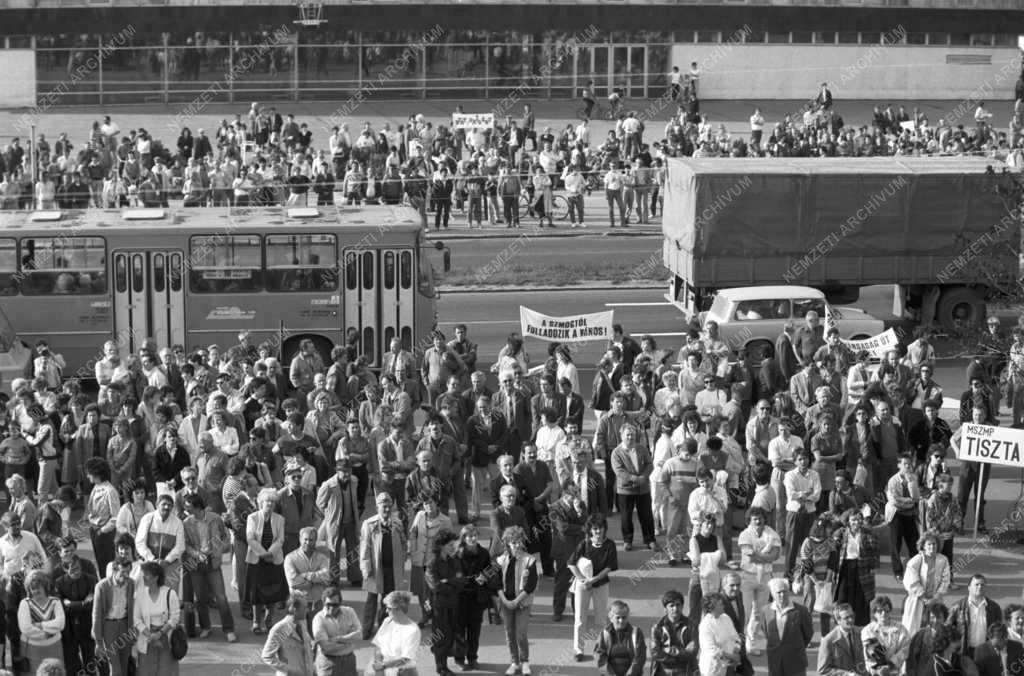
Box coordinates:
[973,462,986,541]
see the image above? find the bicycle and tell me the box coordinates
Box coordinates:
[576,90,627,121]
[518,191,570,222]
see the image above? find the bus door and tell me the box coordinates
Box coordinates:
[112,250,186,355]
[343,248,415,367]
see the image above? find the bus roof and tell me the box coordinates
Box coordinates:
[0,206,425,233]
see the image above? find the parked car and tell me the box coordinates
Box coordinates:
[696,285,886,360]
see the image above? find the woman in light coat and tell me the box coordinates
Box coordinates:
[900,531,950,632]
[245,488,288,635]
[698,592,741,676]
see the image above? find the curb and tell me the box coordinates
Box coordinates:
[438,283,663,293]
[425,228,661,241]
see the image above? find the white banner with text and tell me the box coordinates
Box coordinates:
[451,113,495,130]
[954,423,1024,469]
[840,328,900,359]
[520,307,614,343]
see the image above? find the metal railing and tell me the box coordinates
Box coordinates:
[4,0,1024,7]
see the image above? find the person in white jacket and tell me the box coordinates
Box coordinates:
[698,592,741,676]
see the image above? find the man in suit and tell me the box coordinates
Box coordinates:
[277,461,318,555]
[817,602,864,676]
[721,572,754,675]
[381,338,415,381]
[974,621,1024,676]
[489,453,530,510]
[610,324,643,374]
[315,458,361,586]
[559,378,586,432]
[948,574,1004,659]
[568,446,607,517]
[466,395,508,521]
[761,577,814,676]
[549,480,586,622]
[492,371,531,463]
[530,376,566,438]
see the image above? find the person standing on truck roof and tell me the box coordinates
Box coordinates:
[775,322,800,384]
[792,312,825,369]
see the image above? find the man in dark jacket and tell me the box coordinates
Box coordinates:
[432,166,454,230]
[54,557,98,676]
[947,574,1003,659]
[548,481,586,622]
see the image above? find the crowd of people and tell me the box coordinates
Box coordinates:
[0,306,1018,675]
[2,83,1023,229]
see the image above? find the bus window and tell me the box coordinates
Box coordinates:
[20,236,106,295]
[189,235,262,293]
[0,239,17,295]
[265,234,338,292]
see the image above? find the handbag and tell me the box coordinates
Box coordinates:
[813,578,835,614]
[166,589,189,660]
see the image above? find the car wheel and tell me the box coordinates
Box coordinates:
[746,339,774,361]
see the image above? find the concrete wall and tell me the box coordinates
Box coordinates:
[670,44,1021,100]
[0,50,36,108]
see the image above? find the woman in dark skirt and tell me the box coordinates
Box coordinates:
[244,487,288,634]
[454,524,492,671]
[829,508,879,627]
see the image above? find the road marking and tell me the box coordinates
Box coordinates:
[604,302,673,307]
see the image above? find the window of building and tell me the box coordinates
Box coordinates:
[928,33,949,46]
[189,234,262,293]
[906,32,927,45]
[813,31,837,44]
[0,239,16,295]
[696,31,721,43]
[767,32,791,44]
[20,236,106,295]
[950,33,971,45]
[838,31,860,44]
[792,31,814,44]
[860,31,881,44]
[265,234,338,292]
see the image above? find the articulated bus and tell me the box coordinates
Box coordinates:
[0,206,438,378]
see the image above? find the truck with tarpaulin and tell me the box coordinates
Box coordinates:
[661,156,1020,333]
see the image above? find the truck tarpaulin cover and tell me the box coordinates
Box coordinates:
[662,157,1011,258]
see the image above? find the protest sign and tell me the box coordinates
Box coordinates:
[451,113,495,130]
[954,423,1024,469]
[520,307,613,343]
[841,328,900,359]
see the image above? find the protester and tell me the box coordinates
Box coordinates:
[133,561,180,676]
[17,571,65,676]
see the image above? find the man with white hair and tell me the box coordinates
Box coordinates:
[762,577,814,676]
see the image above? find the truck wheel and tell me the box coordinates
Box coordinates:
[936,287,986,332]
[746,340,774,361]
